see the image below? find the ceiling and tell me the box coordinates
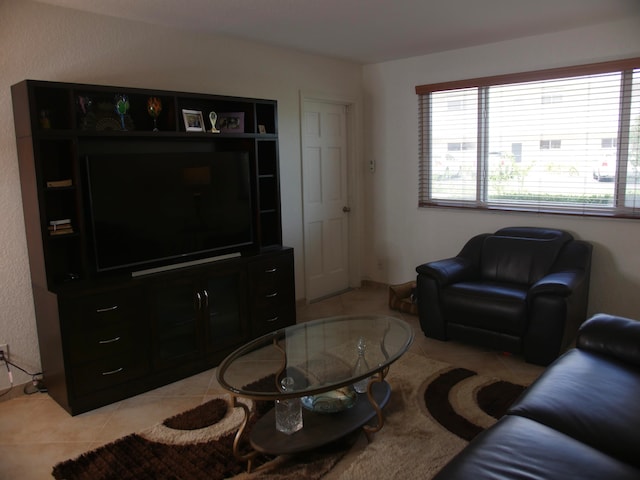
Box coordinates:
[36,0,640,64]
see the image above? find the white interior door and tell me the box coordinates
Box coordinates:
[302,100,350,301]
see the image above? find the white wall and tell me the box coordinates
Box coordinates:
[362,17,640,320]
[0,0,363,387]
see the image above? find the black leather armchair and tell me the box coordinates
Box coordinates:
[416,227,592,365]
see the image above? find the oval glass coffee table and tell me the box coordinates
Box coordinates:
[216,314,414,471]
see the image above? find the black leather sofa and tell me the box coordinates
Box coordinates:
[416,227,592,365]
[433,313,640,480]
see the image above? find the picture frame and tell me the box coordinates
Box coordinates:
[258,124,267,134]
[182,109,205,132]
[219,112,245,133]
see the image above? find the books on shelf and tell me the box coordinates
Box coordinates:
[48,219,74,235]
[46,179,73,188]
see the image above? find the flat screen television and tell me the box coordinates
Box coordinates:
[85,151,254,274]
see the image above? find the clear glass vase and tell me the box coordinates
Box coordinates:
[352,336,370,394]
[275,376,303,434]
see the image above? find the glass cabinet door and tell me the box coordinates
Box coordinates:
[150,277,200,368]
[204,268,249,354]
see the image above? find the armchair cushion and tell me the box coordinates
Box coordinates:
[481,234,569,284]
[443,281,528,336]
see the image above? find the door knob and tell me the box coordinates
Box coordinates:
[343,206,351,213]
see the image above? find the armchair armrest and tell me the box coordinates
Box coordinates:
[529,270,583,297]
[577,313,640,367]
[416,257,475,287]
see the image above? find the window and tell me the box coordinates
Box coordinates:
[416,58,640,218]
[447,141,476,151]
[541,94,563,104]
[540,140,562,150]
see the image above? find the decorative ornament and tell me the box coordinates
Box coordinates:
[209,111,220,133]
[114,94,130,131]
[147,97,162,132]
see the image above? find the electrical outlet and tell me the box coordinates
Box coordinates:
[0,344,8,362]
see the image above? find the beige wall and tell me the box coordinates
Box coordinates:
[0,0,363,387]
[362,17,640,319]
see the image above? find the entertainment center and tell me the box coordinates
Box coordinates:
[11,80,296,415]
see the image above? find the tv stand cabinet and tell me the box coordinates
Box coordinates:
[11,80,295,415]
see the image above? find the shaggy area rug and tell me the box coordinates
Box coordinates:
[52,353,526,479]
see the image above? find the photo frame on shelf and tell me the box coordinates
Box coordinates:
[258,124,267,134]
[219,112,245,133]
[182,109,205,132]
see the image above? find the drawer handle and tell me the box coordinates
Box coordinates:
[265,292,278,298]
[96,305,119,313]
[267,316,279,323]
[98,336,121,345]
[265,267,277,273]
[102,367,124,376]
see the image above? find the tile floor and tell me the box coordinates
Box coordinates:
[0,284,544,479]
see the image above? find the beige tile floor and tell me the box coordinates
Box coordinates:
[0,284,544,479]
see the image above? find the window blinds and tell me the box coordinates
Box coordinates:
[417,58,640,218]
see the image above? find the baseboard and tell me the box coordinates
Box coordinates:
[295,280,390,307]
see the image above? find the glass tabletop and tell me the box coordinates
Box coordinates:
[216,315,414,399]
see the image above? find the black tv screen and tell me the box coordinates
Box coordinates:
[85,151,254,273]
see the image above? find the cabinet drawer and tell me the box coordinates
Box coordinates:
[248,251,296,336]
[252,303,295,336]
[63,288,144,331]
[251,288,291,312]
[249,255,294,302]
[71,354,149,397]
[249,255,294,293]
[68,324,137,364]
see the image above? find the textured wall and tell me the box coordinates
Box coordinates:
[0,0,363,389]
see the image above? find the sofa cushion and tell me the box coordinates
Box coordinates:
[508,348,640,468]
[433,415,640,480]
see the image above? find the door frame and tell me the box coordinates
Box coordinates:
[299,91,362,302]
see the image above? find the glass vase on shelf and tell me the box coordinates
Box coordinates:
[147,97,162,132]
[352,336,371,394]
[275,376,303,435]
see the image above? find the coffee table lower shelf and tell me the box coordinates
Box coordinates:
[250,381,391,455]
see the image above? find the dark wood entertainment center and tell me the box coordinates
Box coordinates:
[11,80,296,415]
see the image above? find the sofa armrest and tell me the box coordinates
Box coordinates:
[529,270,583,297]
[577,313,640,366]
[416,257,475,286]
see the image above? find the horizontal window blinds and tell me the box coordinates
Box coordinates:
[417,58,640,218]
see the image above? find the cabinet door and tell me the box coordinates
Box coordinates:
[203,267,249,356]
[149,277,200,368]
